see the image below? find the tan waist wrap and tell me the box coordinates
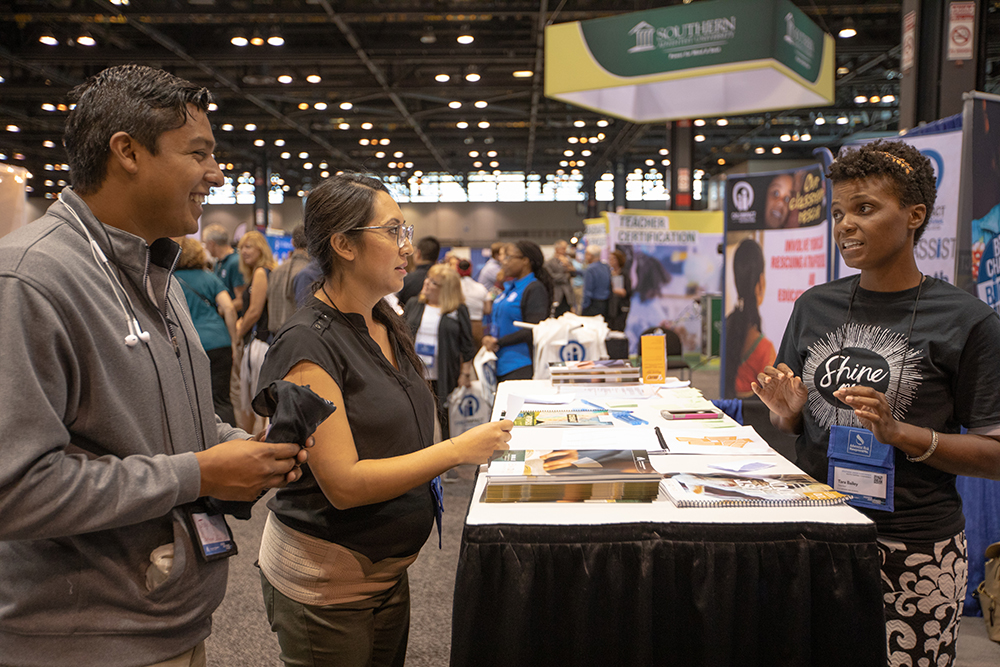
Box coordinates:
[259,512,418,606]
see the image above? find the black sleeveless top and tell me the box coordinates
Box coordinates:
[257,298,437,561]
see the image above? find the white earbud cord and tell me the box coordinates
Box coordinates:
[58,194,151,347]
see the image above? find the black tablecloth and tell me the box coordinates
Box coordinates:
[451,521,885,667]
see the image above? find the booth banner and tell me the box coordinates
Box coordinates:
[583,216,609,258]
[837,130,963,283]
[723,165,830,398]
[544,0,834,122]
[608,210,724,356]
[971,98,1000,313]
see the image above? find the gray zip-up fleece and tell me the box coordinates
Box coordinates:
[0,188,247,666]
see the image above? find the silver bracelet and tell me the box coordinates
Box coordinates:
[906,427,939,463]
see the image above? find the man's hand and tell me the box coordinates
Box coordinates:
[194,436,314,501]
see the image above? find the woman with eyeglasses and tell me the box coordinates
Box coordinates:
[253,173,512,667]
[403,264,474,441]
[481,240,554,381]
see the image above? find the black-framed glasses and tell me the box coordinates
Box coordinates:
[355,223,414,248]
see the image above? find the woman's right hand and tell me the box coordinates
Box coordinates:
[481,335,499,352]
[751,363,807,421]
[447,419,513,465]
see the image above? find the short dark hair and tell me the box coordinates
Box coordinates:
[64,65,212,195]
[828,138,936,243]
[416,236,440,264]
[291,225,307,250]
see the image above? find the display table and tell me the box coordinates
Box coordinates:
[450,381,886,667]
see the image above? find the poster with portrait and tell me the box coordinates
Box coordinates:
[970,97,1000,313]
[836,130,963,283]
[607,210,724,356]
[723,165,830,398]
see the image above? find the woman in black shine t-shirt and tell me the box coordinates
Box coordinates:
[754,139,1000,666]
[254,173,513,667]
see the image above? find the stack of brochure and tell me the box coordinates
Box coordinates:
[483,449,662,503]
[662,473,848,508]
[512,409,614,427]
[549,360,641,386]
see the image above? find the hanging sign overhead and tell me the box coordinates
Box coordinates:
[545,0,835,123]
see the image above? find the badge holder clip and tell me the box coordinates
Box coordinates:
[827,425,895,512]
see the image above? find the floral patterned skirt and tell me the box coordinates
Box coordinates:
[878,531,967,667]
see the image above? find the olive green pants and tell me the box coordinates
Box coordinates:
[260,570,410,667]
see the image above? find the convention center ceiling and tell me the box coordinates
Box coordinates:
[2,1,998,199]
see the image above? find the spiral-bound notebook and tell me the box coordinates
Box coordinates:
[662,473,848,507]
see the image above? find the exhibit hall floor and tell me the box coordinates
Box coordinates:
[205,364,1000,666]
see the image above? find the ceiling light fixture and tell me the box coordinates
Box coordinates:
[882,94,896,103]
[694,134,705,142]
[314,102,328,110]
[512,70,533,78]
[250,31,265,47]
[772,146,782,154]
[457,27,474,45]
[267,27,284,47]
[307,74,322,84]
[298,102,309,110]
[838,17,857,39]
[574,120,585,128]
[435,73,451,83]
[755,147,765,154]
[361,122,373,130]
[244,123,256,131]
[420,27,437,45]
[475,100,488,108]
[449,101,462,109]
[340,102,353,110]
[39,30,58,46]
[478,120,490,129]
[465,66,481,82]
[231,31,248,47]
[457,121,469,129]
[814,115,826,125]
[716,118,729,126]
[693,119,706,127]
[76,32,96,47]
[277,74,293,84]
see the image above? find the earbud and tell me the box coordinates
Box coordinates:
[134,319,151,343]
[125,333,139,347]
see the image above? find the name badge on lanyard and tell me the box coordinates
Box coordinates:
[827,425,895,511]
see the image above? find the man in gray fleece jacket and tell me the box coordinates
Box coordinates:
[0,66,311,667]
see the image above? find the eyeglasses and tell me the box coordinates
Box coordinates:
[355,223,414,248]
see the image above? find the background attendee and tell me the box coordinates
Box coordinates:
[754,139,1000,666]
[293,257,323,308]
[404,264,475,440]
[255,173,511,667]
[481,241,554,381]
[175,236,239,426]
[457,259,488,348]
[267,225,310,332]
[397,235,439,305]
[544,239,577,316]
[581,245,611,318]
[202,223,245,302]
[725,238,774,399]
[0,64,308,667]
[235,230,277,433]
[607,249,632,331]
[477,241,504,289]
